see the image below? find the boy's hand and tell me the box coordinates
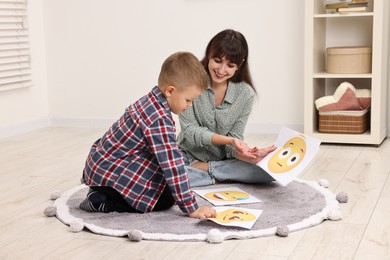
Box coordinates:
[188,206,216,219]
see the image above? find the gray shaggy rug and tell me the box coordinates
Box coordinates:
[48,179,342,243]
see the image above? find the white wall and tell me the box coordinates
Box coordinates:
[1,0,389,138]
[43,0,305,132]
[0,0,49,137]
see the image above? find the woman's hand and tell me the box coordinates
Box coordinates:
[231,138,256,159]
[255,145,277,160]
[188,206,216,219]
[236,145,277,165]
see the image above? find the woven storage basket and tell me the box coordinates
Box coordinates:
[326,46,372,74]
[318,109,369,134]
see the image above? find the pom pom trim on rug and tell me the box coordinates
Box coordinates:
[52,178,342,242]
[327,209,342,221]
[44,206,57,217]
[318,179,330,188]
[276,225,289,237]
[128,230,143,242]
[70,219,84,232]
[336,192,348,203]
[50,190,62,200]
[206,229,224,244]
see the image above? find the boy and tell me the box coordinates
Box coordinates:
[80,52,216,219]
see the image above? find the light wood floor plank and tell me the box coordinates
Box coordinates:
[41,238,125,260]
[232,230,306,257]
[225,253,287,260]
[289,222,365,260]
[336,146,389,225]
[0,221,83,259]
[0,127,389,260]
[161,240,239,260]
[106,240,179,260]
[353,197,390,260]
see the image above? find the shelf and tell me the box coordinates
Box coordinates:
[313,72,372,78]
[308,131,378,145]
[308,129,388,146]
[314,12,374,18]
[304,0,388,146]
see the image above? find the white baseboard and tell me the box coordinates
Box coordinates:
[245,123,304,134]
[0,117,51,139]
[50,117,114,129]
[49,118,303,135]
[2,117,388,141]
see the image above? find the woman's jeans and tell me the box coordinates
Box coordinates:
[184,157,275,187]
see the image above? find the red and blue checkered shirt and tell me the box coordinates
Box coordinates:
[82,86,198,213]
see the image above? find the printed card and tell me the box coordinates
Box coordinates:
[257,126,321,186]
[208,206,263,229]
[193,187,262,206]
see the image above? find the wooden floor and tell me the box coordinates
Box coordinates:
[0,127,389,260]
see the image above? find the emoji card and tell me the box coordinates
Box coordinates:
[208,206,263,229]
[193,187,262,206]
[257,126,321,186]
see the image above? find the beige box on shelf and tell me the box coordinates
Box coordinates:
[318,109,370,134]
[326,46,372,74]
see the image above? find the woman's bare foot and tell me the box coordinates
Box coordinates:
[190,161,209,172]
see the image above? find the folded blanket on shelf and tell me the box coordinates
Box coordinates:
[315,82,371,112]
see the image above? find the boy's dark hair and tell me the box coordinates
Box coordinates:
[201,29,255,93]
[158,52,208,91]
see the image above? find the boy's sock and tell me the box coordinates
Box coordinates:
[79,189,111,213]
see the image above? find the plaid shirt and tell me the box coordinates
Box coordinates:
[82,86,198,213]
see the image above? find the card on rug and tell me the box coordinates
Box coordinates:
[257,127,321,186]
[207,206,263,229]
[192,187,262,206]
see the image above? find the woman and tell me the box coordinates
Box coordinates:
[177,29,276,187]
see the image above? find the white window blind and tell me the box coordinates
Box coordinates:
[0,0,32,92]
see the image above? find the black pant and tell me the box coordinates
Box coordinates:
[91,185,175,213]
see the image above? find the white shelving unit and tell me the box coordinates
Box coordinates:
[304,0,389,145]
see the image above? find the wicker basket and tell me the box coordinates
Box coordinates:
[318,109,369,134]
[326,46,372,74]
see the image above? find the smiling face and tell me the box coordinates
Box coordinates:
[267,135,307,174]
[214,208,256,223]
[208,56,238,86]
[204,190,249,202]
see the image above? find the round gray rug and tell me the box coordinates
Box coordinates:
[52,179,340,242]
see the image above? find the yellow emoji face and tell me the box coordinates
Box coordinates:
[214,208,256,223]
[204,190,249,202]
[267,135,306,174]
